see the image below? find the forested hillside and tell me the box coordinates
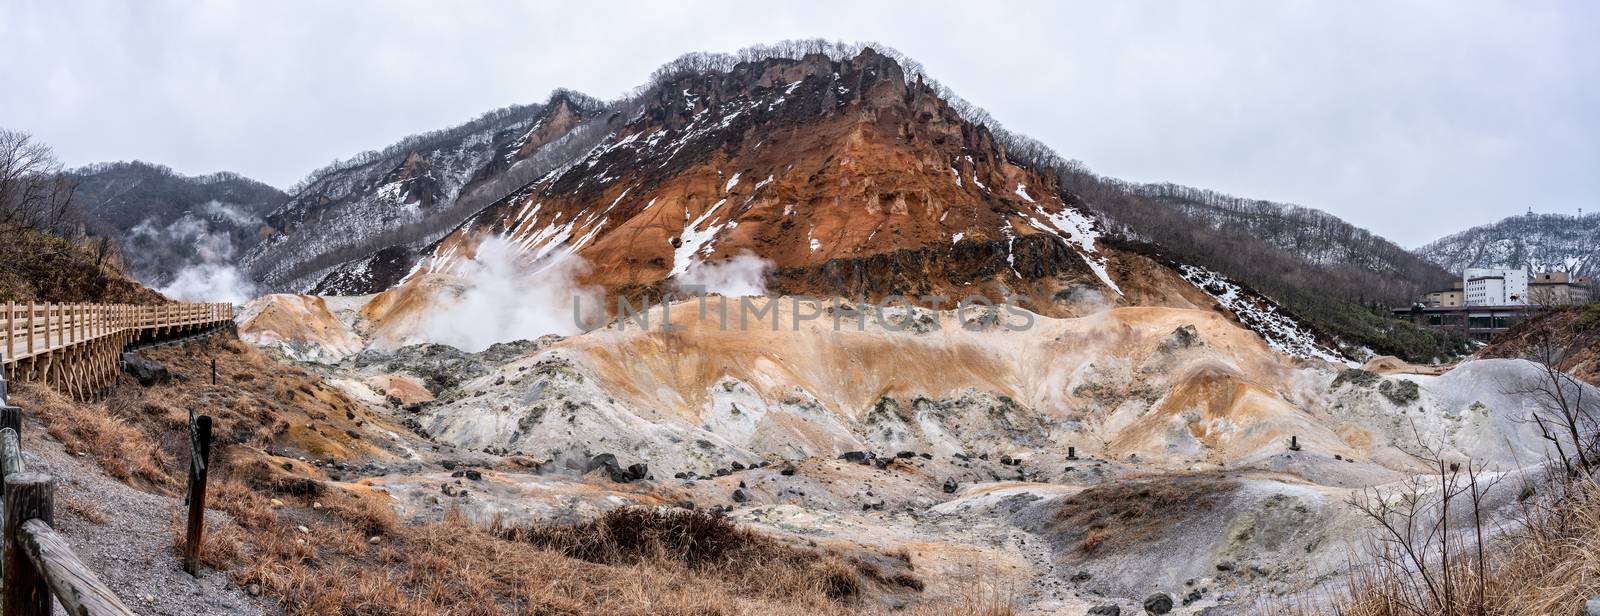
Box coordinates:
[70,161,285,287]
[1056,169,1468,361]
[1,131,166,303]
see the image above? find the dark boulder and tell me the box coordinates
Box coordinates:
[586,454,636,483]
[120,353,169,386]
[1143,593,1173,615]
[1088,605,1121,616]
[732,488,749,503]
[942,478,959,493]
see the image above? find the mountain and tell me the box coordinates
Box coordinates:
[352,43,1459,362]
[69,161,286,287]
[241,90,607,294]
[219,42,1564,614]
[1417,212,1600,277]
[65,42,1462,361]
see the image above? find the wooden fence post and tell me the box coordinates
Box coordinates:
[183,415,212,576]
[3,471,53,616]
[25,302,33,357]
[0,428,24,483]
[0,354,18,443]
[0,406,17,443]
[0,350,8,404]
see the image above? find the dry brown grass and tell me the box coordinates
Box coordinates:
[1295,475,1600,616]
[1049,475,1237,555]
[12,336,398,489]
[17,382,175,489]
[216,498,930,616]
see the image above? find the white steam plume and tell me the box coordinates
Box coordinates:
[417,237,602,352]
[150,213,258,304]
[674,251,772,297]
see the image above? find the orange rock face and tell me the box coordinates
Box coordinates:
[398,49,1157,316]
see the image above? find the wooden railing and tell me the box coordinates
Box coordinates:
[0,303,234,398]
[0,382,136,615]
[1,303,232,366]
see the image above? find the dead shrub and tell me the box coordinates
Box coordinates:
[322,491,398,537]
[1050,476,1236,555]
[499,506,771,568]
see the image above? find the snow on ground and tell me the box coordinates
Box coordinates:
[1178,264,1348,364]
[671,199,731,277]
[1025,205,1123,295]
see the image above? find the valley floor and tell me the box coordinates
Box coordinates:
[9,294,1586,615]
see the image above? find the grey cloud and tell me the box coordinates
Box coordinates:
[1,0,1595,246]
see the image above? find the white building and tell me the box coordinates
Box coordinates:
[1464,268,1529,306]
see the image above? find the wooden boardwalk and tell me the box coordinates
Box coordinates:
[1,303,233,398]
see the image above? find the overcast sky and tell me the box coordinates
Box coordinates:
[2,1,1595,246]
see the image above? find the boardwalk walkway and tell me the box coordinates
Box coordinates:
[1,303,233,398]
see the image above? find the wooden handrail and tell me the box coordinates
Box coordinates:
[20,519,137,616]
[0,302,233,367]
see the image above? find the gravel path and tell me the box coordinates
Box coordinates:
[24,422,269,616]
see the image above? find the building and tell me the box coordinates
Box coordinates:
[1393,304,1536,341]
[1464,268,1529,306]
[1422,281,1464,307]
[1528,271,1594,305]
[1398,270,1593,342]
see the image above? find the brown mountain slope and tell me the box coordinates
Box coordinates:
[346,48,1343,364]
[397,49,1170,311]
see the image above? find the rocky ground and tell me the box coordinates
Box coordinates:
[25,420,267,616]
[227,293,1571,615]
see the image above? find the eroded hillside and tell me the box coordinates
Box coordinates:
[234,288,1563,614]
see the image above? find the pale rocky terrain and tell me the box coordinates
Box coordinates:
[237,290,1567,615]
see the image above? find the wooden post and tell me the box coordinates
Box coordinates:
[0,406,18,441]
[3,471,53,616]
[1289,435,1300,451]
[25,302,33,357]
[1,428,24,482]
[210,356,217,386]
[1067,446,1077,460]
[183,415,212,576]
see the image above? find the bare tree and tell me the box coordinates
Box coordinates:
[1348,422,1503,615]
[1506,314,1600,476]
[0,128,79,235]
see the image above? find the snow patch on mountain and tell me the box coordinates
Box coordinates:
[1178,264,1350,364]
[1417,212,1600,277]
